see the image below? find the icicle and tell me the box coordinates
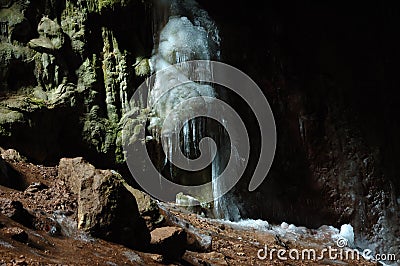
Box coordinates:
[182,122,190,157]
[191,119,197,156]
[148,0,242,220]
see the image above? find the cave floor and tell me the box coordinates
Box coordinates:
[0,158,375,265]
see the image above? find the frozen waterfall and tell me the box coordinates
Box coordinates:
[148,0,240,220]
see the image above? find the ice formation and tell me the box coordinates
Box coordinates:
[148,0,240,220]
[149,14,217,134]
[218,218,270,231]
[339,224,355,247]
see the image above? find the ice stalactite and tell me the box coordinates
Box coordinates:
[148,0,241,220]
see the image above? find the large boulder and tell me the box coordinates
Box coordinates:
[58,157,150,249]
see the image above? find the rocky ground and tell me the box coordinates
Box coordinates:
[0,147,379,265]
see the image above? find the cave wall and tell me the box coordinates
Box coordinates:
[199,0,400,254]
[0,0,152,166]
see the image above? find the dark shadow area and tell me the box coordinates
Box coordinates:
[198,0,400,229]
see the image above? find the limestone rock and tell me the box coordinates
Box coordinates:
[61,3,87,57]
[134,57,150,77]
[0,2,33,43]
[28,37,55,53]
[37,17,65,51]
[58,157,94,195]
[0,42,36,92]
[175,192,204,215]
[150,226,187,259]
[27,17,70,92]
[58,157,150,249]
[124,184,162,230]
[28,17,65,53]
[97,0,134,12]
[0,148,26,163]
[48,83,77,106]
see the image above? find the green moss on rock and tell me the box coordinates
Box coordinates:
[134,57,150,77]
[0,108,25,137]
[25,97,48,109]
[98,0,133,11]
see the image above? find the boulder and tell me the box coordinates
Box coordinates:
[175,192,203,214]
[127,187,158,216]
[158,202,212,252]
[0,148,26,163]
[150,226,187,259]
[0,152,28,190]
[58,157,95,195]
[58,157,150,249]
[186,230,212,252]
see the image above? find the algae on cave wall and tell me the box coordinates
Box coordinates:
[0,0,152,165]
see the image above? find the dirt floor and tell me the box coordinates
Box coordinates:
[0,150,378,265]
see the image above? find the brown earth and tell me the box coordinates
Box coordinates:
[0,150,377,265]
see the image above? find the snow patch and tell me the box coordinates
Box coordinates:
[280,222,289,229]
[339,224,355,247]
[219,218,270,231]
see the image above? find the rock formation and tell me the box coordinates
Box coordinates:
[58,157,150,249]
